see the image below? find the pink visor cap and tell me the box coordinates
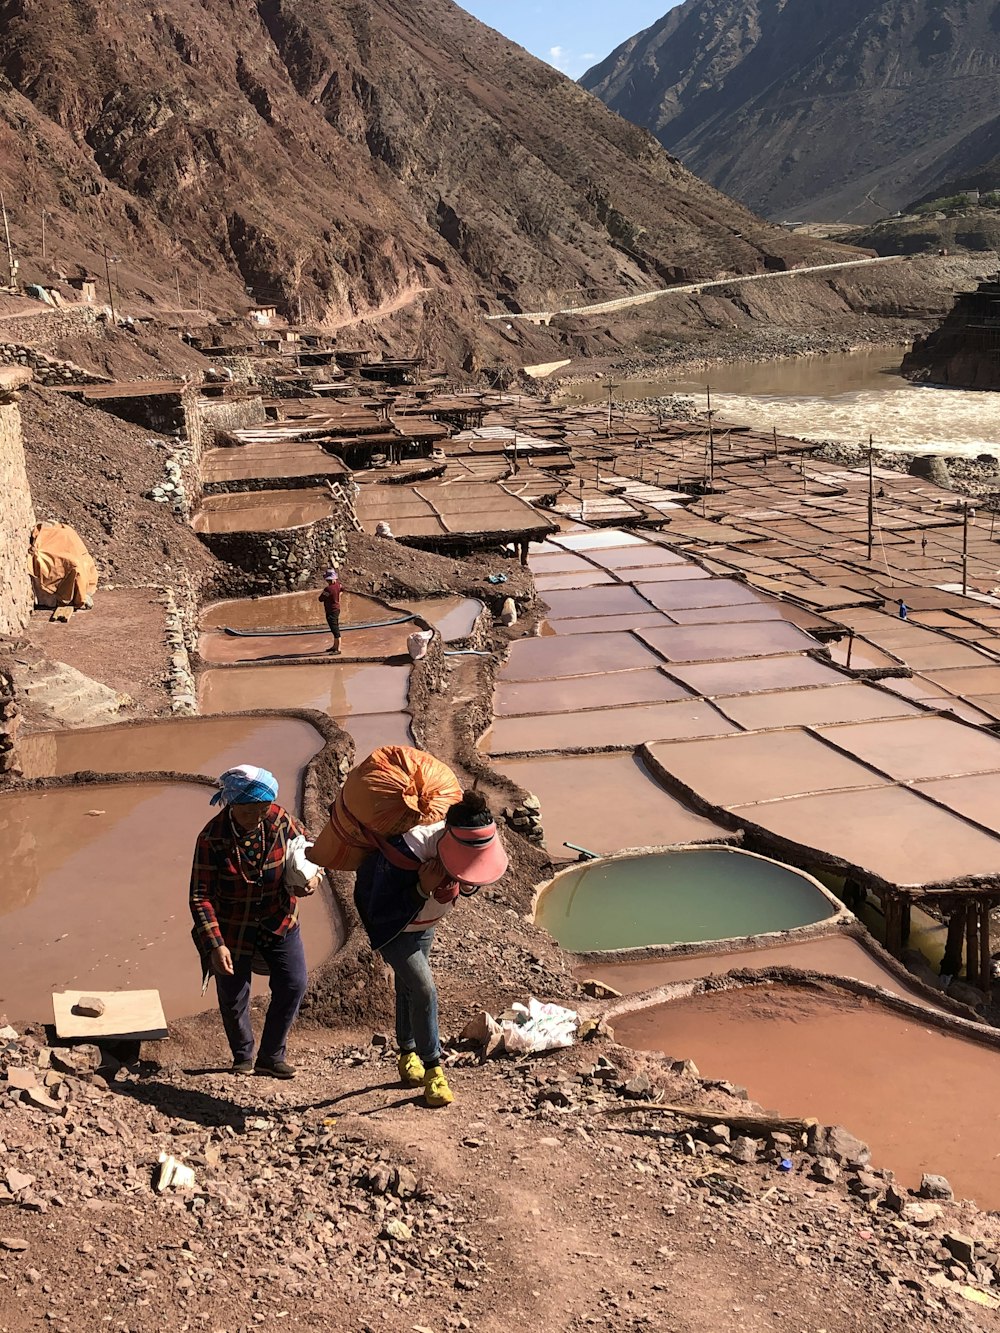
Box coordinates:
[437,818,509,887]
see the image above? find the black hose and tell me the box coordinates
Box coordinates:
[222,614,418,638]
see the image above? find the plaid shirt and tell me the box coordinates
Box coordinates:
[189,803,307,960]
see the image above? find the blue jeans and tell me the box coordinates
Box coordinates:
[379,929,440,1067]
[215,926,307,1064]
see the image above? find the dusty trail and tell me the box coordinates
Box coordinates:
[3,1027,980,1333]
[491,255,904,322]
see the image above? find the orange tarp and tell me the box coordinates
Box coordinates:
[29,522,98,609]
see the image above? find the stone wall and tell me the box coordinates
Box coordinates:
[197,392,267,445]
[0,657,21,778]
[0,342,109,388]
[0,368,36,637]
[86,386,194,439]
[196,517,348,595]
[0,305,98,351]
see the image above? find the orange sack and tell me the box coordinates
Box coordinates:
[309,745,463,871]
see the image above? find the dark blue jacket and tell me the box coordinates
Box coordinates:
[353,836,424,952]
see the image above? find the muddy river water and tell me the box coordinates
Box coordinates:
[564,349,1000,457]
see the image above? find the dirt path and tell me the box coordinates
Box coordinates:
[492,255,904,323]
[4,1026,993,1333]
[322,283,431,333]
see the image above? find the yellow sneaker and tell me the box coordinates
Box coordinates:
[398,1051,425,1086]
[423,1066,454,1108]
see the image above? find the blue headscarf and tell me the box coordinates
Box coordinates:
[210,765,279,807]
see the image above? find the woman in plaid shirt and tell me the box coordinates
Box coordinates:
[190,765,318,1079]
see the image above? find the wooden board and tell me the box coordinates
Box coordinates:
[52,989,167,1042]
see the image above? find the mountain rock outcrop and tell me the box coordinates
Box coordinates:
[582,0,1000,224]
[0,0,842,361]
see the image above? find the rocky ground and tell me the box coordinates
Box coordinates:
[4,1010,1000,1333]
[19,387,217,590]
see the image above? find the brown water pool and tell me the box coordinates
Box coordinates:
[200,621,413,664]
[498,631,663,681]
[198,663,410,716]
[202,591,395,632]
[0,782,341,1023]
[18,716,324,805]
[494,668,690,717]
[482,698,737,756]
[581,934,944,1009]
[191,489,332,534]
[613,983,1000,1208]
[402,597,483,641]
[497,752,724,855]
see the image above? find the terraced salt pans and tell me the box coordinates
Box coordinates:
[495,528,1000,903]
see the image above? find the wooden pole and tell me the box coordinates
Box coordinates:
[963,502,970,597]
[103,243,117,323]
[886,895,902,955]
[867,435,875,562]
[966,902,979,986]
[773,426,779,460]
[942,903,966,978]
[845,630,855,670]
[606,383,614,439]
[980,900,992,999]
[605,1105,817,1138]
[1,191,16,288]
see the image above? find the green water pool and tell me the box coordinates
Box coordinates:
[534,848,837,953]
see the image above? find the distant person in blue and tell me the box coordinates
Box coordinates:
[898,601,908,621]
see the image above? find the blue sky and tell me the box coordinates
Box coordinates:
[458,2,679,80]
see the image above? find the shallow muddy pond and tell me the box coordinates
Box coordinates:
[18,716,323,803]
[198,662,410,716]
[614,984,1000,1208]
[581,933,944,1011]
[535,848,836,953]
[0,781,341,1022]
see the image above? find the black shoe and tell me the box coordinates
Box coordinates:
[254,1058,296,1079]
[232,1059,254,1075]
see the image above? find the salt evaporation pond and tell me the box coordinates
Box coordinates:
[614,984,1000,1209]
[535,848,837,953]
[0,781,341,1022]
[580,933,944,1011]
[18,715,324,799]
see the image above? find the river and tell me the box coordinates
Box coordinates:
[562,349,1000,459]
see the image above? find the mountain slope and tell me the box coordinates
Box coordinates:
[582,0,1000,223]
[0,0,843,361]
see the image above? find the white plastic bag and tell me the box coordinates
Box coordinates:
[284,833,323,891]
[407,629,434,661]
[500,998,578,1055]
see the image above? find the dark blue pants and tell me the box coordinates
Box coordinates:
[215,926,307,1064]
[379,928,440,1067]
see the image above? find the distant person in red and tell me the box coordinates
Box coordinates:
[319,567,342,655]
